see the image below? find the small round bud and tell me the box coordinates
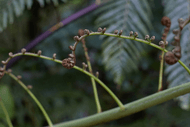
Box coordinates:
[27,85,33,89]
[178,18,184,24]
[0,72,4,76]
[82,62,85,66]
[114,30,118,34]
[70,61,75,64]
[102,28,106,34]
[7,69,12,73]
[96,71,99,78]
[37,50,42,56]
[69,54,74,58]
[17,75,22,80]
[78,29,84,37]
[145,35,150,40]
[129,31,133,36]
[74,36,80,42]
[150,36,155,41]
[21,48,26,54]
[9,52,13,58]
[98,27,102,32]
[134,32,138,37]
[164,27,169,33]
[173,29,178,34]
[69,45,74,51]
[1,61,7,65]
[165,41,168,46]
[53,53,56,59]
[119,30,123,36]
[0,67,4,72]
[159,41,164,46]
[84,29,90,35]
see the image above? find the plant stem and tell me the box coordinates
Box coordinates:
[6,72,53,127]
[52,81,190,127]
[82,38,102,113]
[74,66,125,110]
[3,53,124,110]
[0,97,13,127]
[158,51,165,91]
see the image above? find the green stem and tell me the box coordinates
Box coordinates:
[74,66,125,110]
[178,60,190,75]
[53,81,190,127]
[4,53,124,110]
[158,51,165,91]
[6,72,53,127]
[91,77,102,113]
[0,98,13,127]
[85,50,102,113]
[83,45,102,113]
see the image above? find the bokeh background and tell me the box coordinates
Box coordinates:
[0,0,190,127]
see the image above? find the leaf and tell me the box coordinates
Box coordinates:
[95,0,153,85]
[0,0,65,32]
[163,0,190,110]
[0,84,15,119]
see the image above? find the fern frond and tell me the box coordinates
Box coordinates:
[95,0,153,85]
[0,0,64,32]
[164,0,190,110]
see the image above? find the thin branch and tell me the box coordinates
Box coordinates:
[52,81,190,127]
[79,29,102,113]
[0,97,13,127]
[2,52,125,110]
[5,72,53,127]
[158,17,171,91]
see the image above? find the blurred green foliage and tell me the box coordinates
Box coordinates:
[0,0,190,127]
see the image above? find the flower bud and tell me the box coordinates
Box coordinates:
[21,48,26,54]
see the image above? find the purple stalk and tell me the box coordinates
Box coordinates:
[6,3,102,69]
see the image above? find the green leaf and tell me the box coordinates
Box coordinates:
[0,0,65,32]
[95,0,153,85]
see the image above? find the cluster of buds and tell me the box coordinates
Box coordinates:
[129,31,138,38]
[144,35,155,42]
[114,30,123,36]
[161,16,188,65]
[62,35,78,69]
[62,53,76,69]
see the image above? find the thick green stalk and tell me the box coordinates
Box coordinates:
[53,81,190,127]
[6,72,53,127]
[0,98,13,127]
